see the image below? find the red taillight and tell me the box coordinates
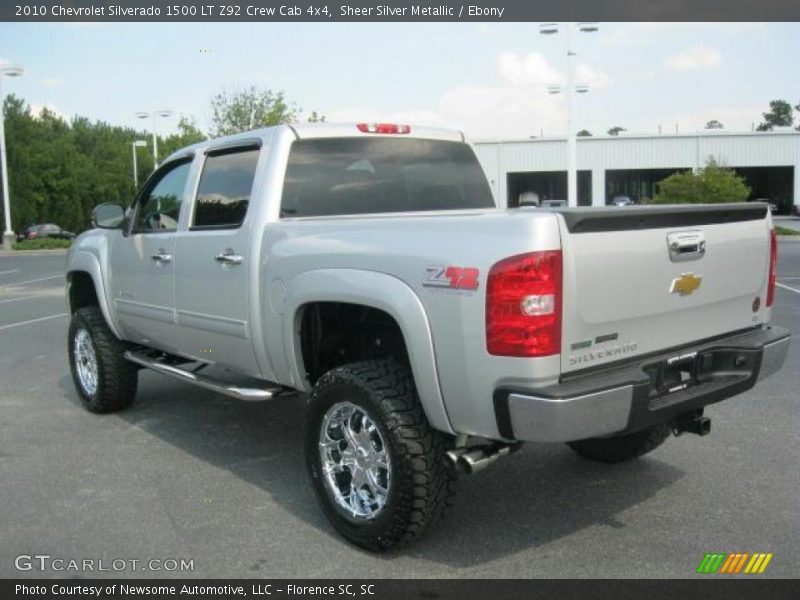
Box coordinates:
[356,123,411,134]
[486,251,562,357]
[767,229,777,307]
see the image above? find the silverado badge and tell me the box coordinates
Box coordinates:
[670,273,703,296]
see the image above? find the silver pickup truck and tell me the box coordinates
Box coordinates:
[66,123,790,551]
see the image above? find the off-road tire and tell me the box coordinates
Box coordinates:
[305,360,457,552]
[68,306,138,413]
[567,423,671,464]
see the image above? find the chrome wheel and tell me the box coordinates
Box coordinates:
[73,328,98,396]
[319,402,391,520]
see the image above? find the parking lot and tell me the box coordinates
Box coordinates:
[0,243,798,579]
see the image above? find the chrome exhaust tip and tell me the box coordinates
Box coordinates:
[446,443,521,474]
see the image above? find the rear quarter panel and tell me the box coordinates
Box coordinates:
[262,210,563,439]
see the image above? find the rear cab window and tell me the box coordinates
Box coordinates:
[280,137,494,218]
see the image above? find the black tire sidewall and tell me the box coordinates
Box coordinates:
[68,310,103,410]
[305,374,409,550]
[568,423,671,463]
[67,306,136,413]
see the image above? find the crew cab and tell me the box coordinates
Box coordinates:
[66,123,790,551]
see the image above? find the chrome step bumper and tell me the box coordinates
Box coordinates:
[493,326,790,443]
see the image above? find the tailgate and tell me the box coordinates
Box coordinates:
[558,204,771,374]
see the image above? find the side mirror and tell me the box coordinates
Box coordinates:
[92,203,126,229]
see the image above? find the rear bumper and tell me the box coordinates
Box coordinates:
[494,325,790,443]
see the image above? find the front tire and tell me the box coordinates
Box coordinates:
[68,306,138,413]
[567,423,671,464]
[305,360,456,552]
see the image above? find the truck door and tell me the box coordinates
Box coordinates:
[109,157,193,351]
[173,145,261,375]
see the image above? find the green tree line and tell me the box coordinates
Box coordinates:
[1,87,321,233]
[0,95,205,233]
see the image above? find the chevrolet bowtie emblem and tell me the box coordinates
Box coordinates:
[670,273,703,296]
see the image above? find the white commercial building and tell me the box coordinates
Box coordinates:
[473,130,800,214]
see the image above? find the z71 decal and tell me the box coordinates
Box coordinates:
[423,265,480,291]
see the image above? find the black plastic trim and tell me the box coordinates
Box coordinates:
[203,140,262,156]
[558,203,767,234]
[492,389,515,440]
[624,352,760,433]
[187,223,245,232]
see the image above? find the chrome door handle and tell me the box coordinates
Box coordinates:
[150,251,172,263]
[215,252,243,265]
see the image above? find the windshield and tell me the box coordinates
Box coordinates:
[281,137,495,218]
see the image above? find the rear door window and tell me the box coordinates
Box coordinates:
[192,147,260,229]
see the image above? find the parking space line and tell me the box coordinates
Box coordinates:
[0,269,20,276]
[776,282,800,295]
[0,313,68,332]
[2,274,63,286]
[0,295,42,305]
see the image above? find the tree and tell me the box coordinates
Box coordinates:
[607,126,626,136]
[756,99,793,131]
[210,86,298,136]
[576,129,592,137]
[159,116,207,159]
[307,111,326,123]
[2,94,155,233]
[651,157,750,204]
[796,100,800,131]
[705,120,724,129]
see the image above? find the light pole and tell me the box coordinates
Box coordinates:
[0,64,24,250]
[135,109,172,171]
[540,22,598,207]
[131,140,148,189]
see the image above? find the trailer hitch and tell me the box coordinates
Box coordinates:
[672,410,711,437]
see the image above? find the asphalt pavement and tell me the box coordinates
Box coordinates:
[0,246,798,579]
[774,215,800,234]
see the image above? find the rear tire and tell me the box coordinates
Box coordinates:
[68,306,138,413]
[305,360,457,552]
[567,423,671,464]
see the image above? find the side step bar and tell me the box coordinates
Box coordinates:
[124,350,285,401]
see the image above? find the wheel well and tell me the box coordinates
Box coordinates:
[299,302,409,384]
[68,271,99,313]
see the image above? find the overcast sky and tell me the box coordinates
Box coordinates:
[1,21,798,140]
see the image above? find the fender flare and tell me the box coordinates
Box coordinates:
[66,250,123,339]
[282,269,454,435]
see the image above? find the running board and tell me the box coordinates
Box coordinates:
[124,350,284,401]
